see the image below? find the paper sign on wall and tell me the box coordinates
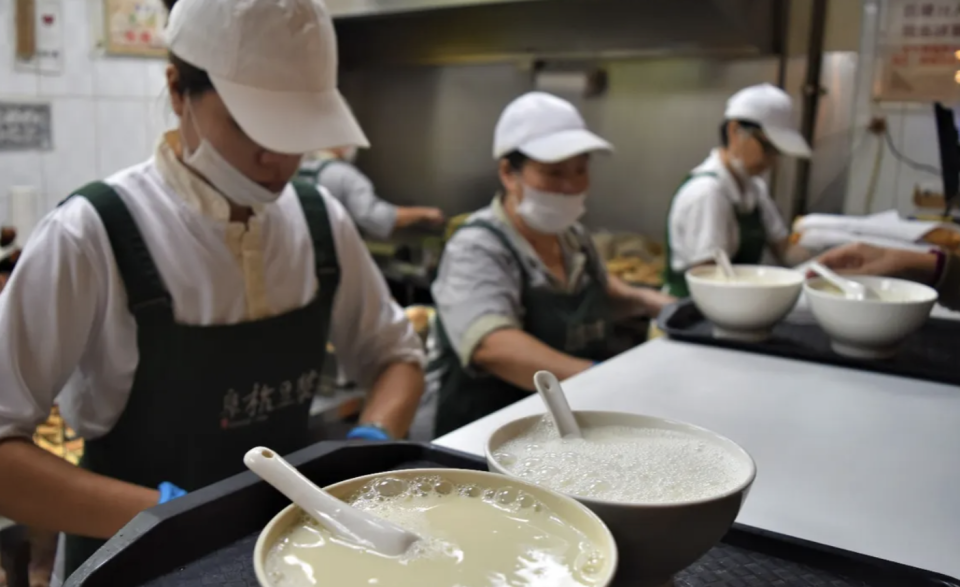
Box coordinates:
[876,0,960,102]
[14,0,64,75]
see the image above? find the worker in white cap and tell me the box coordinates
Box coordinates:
[663,83,814,297]
[428,92,675,437]
[299,144,446,240]
[0,0,424,579]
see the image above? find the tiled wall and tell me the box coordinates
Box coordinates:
[844,103,949,217]
[0,0,170,236]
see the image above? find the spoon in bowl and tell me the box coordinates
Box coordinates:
[808,261,879,301]
[533,371,582,439]
[712,248,737,280]
[244,447,420,557]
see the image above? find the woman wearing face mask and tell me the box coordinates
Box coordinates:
[429,92,675,437]
[299,144,446,240]
[663,84,814,298]
[0,0,425,579]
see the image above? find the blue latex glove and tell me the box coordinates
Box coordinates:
[158,481,187,504]
[346,425,391,441]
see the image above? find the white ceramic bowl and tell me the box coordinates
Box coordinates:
[685,265,805,341]
[804,276,938,359]
[253,468,619,587]
[486,411,756,587]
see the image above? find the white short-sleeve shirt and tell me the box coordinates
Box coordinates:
[0,137,423,442]
[667,149,789,272]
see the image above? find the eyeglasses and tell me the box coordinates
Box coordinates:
[749,131,779,156]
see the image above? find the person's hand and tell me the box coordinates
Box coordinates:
[420,208,446,226]
[815,243,937,281]
[157,481,187,504]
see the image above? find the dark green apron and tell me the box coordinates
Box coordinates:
[431,220,613,438]
[62,180,340,578]
[663,171,767,298]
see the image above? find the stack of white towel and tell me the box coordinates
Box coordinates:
[794,210,954,254]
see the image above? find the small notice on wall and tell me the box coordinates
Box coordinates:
[877,0,960,102]
[103,0,168,58]
[0,103,53,152]
[14,0,64,75]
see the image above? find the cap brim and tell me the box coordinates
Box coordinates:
[513,128,613,163]
[763,125,811,158]
[209,76,369,155]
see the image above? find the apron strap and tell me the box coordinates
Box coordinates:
[296,159,338,184]
[457,219,530,281]
[65,182,172,314]
[291,180,341,288]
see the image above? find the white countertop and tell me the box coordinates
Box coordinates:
[434,338,960,580]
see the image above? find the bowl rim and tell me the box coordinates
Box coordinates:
[485,411,758,510]
[686,264,805,287]
[252,467,620,586]
[803,275,939,305]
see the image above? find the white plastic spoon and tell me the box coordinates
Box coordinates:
[244,447,420,557]
[712,248,737,279]
[808,261,878,301]
[533,371,582,439]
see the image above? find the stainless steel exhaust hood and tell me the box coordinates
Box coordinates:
[334,0,787,68]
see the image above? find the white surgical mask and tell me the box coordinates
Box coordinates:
[516,185,586,234]
[181,99,284,207]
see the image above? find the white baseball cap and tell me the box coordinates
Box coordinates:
[493,92,612,162]
[165,0,368,155]
[724,84,811,158]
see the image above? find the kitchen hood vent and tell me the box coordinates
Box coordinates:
[334,0,786,68]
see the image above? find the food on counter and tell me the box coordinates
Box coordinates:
[263,474,607,586]
[493,418,751,505]
[604,256,663,286]
[790,214,960,252]
[404,305,434,337]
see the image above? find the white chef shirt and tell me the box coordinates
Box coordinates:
[667,149,789,272]
[0,135,423,442]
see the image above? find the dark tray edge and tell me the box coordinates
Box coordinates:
[66,441,960,587]
[657,300,960,387]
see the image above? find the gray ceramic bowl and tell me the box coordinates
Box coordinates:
[486,411,756,587]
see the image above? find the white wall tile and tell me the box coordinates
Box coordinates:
[96,99,150,177]
[38,0,95,97]
[93,58,149,98]
[144,60,170,101]
[40,98,98,210]
[0,153,44,226]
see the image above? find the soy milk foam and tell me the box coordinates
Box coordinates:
[264,475,606,586]
[495,419,749,504]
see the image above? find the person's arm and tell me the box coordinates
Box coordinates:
[757,187,813,266]
[0,203,161,536]
[605,274,676,318]
[432,228,592,392]
[816,242,960,309]
[324,196,425,439]
[0,439,158,538]
[394,206,445,230]
[472,329,591,392]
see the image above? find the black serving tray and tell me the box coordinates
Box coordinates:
[65,441,959,587]
[658,300,960,387]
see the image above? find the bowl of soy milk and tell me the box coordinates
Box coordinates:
[486,411,756,587]
[804,276,937,359]
[253,468,619,587]
[685,265,804,341]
